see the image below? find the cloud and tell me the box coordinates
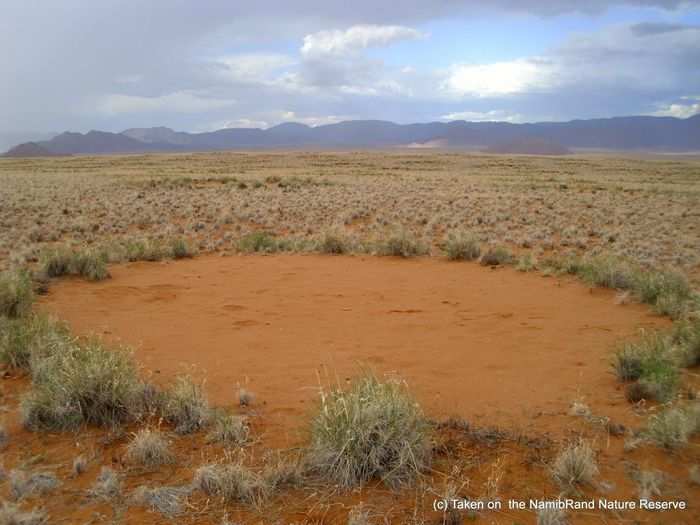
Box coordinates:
[96,91,237,115]
[301,25,424,59]
[216,53,296,84]
[442,60,551,97]
[440,109,524,122]
[651,96,700,118]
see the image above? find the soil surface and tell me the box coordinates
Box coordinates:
[40,254,666,446]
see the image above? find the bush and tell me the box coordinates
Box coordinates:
[444,231,480,261]
[672,320,700,368]
[551,439,598,491]
[643,403,700,449]
[125,429,174,467]
[0,270,34,318]
[378,231,427,258]
[480,246,514,267]
[319,232,349,255]
[307,373,431,489]
[170,238,194,259]
[162,376,210,434]
[39,248,109,281]
[516,253,537,272]
[193,462,268,505]
[237,232,283,253]
[0,315,68,371]
[21,338,144,430]
[633,269,692,308]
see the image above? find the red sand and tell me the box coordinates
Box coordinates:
[40,254,666,446]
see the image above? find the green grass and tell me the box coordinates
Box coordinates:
[39,248,109,281]
[444,231,481,261]
[307,373,431,489]
[0,315,68,371]
[643,403,700,449]
[480,246,514,266]
[237,232,289,253]
[170,238,195,259]
[162,376,210,434]
[0,270,34,318]
[378,230,428,258]
[319,232,350,255]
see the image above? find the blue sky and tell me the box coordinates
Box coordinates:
[0,0,699,145]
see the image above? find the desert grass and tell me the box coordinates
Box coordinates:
[125,428,174,467]
[0,423,6,450]
[319,231,351,255]
[377,230,428,258]
[170,237,195,259]
[307,373,431,489]
[0,270,33,318]
[551,439,598,492]
[72,455,87,476]
[162,375,210,434]
[207,414,249,446]
[20,336,144,430]
[9,470,60,500]
[480,246,513,266]
[0,315,69,371]
[262,453,306,492]
[193,460,268,506]
[536,507,568,525]
[347,504,373,525]
[643,402,700,449]
[0,502,46,525]
[88,466,122,501]
[444,231,480,261]
[630,468,664,500]
[130,485,191,518]
[39,248,109,281]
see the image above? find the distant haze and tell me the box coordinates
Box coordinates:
[1,1,699,141]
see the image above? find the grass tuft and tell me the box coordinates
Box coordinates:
[162,376,210,434]
[125,429,174,467]
[480,246,513,267]
[643,403,700,449]
[320,232,350,255]
[193,461,268,506]
[551,439,598,492]
[444,231,480,261]
[207,414,249,446]
[0,270,34,319]
[88,467,121,501]
[307,373,431,489]
[130,485,191,518]
[536,507,568,525]
[0,502,47,525]
[378,230,428,258]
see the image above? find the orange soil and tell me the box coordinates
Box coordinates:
[5,253,694,524]
[41,254,665,445]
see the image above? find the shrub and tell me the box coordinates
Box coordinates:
[0,502,46,525]
[162,376,210,434]
[130,485,191,518]
[516,253,537,272]
[88,467,121,501]
[39,248,74,278]
[633,269,691,308]
[578,256,634,290]
[307,373,431,489]
[480,246,513,267]
[207,414,249,446]
[643,403,700,449]
[672,320,700,368]
[551,439,598,491]
[0,315,69,371]
[170,238,194,259]
[0,270,34,319]
[125,429,174,467]
[319,232,349,255]
[21,338,143,430]
[237,232,282,253]
[193,462,267,505]
[39,248,109,281]
[378,230,428,258]
[444,231,480,261]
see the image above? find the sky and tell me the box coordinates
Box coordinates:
[1,0,699,144]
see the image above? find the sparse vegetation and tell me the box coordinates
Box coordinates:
[643,403,700,449]
[480,246,513,266]
[308,373,431,489]
[88,466,122,501]
[551,439,598,491]
[537,507,568,525]
[193,461,268,506]
[207,414,249,446]
[320,231,350,254]
[39,248,109,281]
[162,375,210,434]
[125,428,174,467]
[0,502,46,525]
[0,270,33,318]
[378,230,428,258]
[9,470,60,500]
[444,231,480,261]
[130,485,191,518]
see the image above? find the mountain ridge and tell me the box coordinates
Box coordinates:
[3,114,700,156]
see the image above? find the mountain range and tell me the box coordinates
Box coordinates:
[3,114,700,156]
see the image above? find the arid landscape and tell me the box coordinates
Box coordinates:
[0,151,699,524]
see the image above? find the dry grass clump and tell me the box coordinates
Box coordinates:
[642,403,700,449]
[672,319,700,368]
[536,507,568,525]
[130,485,191,518]
[630,468,664,500]
[39,248,109,281]
[0,315,68,371]
[347,504,373,525]
[207,414,249,446]
[480,246,513,266]
[193,461,268,506]
[378,230,428,258]
[237,231,288,253]
[9,470,60,500]
[319,231,350,255]
[307,373,431,489]
[88,466,122,501]
[551,439,599,491]
[162,375,210,434]
[613,332,679,403]
[0,270,33,318]
[444,231,480,261]
[72,455,88,476]
[262,453,306,492]
[0,502,47,525]
[516,253,537,272]
[21,336,144,430]
[170,238,195,259]
[125,428,174,467]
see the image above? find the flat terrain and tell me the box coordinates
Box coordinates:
[1,151,699,524]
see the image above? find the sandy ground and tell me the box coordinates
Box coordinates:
[40,254,668,446]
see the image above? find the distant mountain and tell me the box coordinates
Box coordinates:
[4,114,700,156]
[484,138,571,155]
[2,142,66,157]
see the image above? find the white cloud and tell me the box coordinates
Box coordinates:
[277,111,351,127]
[440,109,523,122]
[301,24,424,59]
[96,91,237,115]
[651,97,700,118]
[442,60,550,98]
[217,53,295,84]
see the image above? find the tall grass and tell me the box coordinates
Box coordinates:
[39,248,109,281]
[307,373,431,489]
[444,231,480,261]
[0,270,34,318]
[162,375,210,434]
[377,230,428,258]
